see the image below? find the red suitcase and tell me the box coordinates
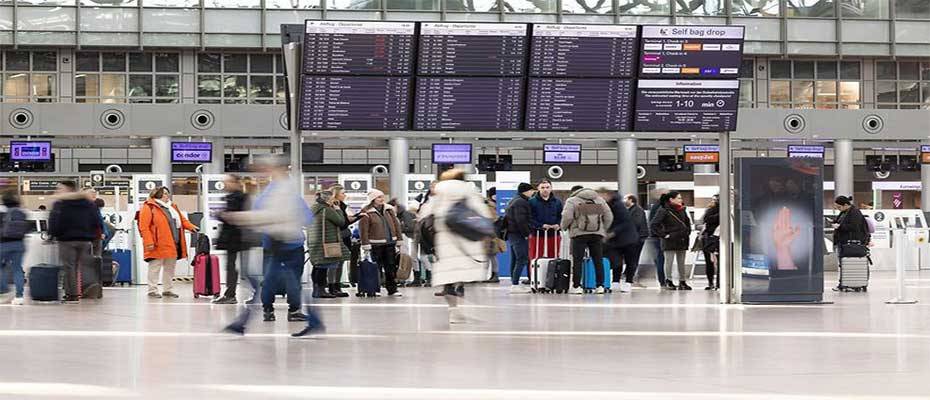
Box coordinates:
[193,254,221,298]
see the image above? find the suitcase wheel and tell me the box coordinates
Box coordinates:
[194,294,200,299]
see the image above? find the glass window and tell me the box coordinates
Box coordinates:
[276,55,284,74]
[276,76,286,99]
[618,0,669,14]
[224,75,247,98]
[267,0,321,8]
[250,75,273,98]
[130,53,152,72]
[770,81,790,103]
[129,75,152,97]
[563,0,614,14]
[876,61,896,79]
[33,52,57,72]
[31,74,56,97]
[894,0,930,19]
[156,75,179,97]
[75,74,100,97]
[792,81,814,104]
[899,62,920,80]
[843,0,890,18]
[77,52,100,72]
[198,53,221,73]
[740,59,755,78]
[794,61,814,79]
[328,0,381,9]
[155,53,180,72]
[205,0,261,7]
[250,54,273,73]
[787,0,835,17]
[816,61,837,79]
[739,81,753,106]
[5,52,29,71]
[81,0,137,5]
[840,81,861,104]
[198,75,222,98]
[815,80,837,105]
[921,83,929,106]
[732,0,780,16]
[4,74,28,97]
[502,0,555,13]
[770,61,791,79]
[386,0,439,10]
[841,61,861,80]
[102,53,126,72]
[675,0,724,15]
[876,81,896,103]
[224,54,248,73]
[144,0,200,6]
[101,75,126,97]
[922,63,930,80]
[445,0,496,11]
[899,81,920,103]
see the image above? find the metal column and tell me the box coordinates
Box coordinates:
[151,136,172,190]
[389,137,409,202]
[617,138,638,197]
[207,137,224,175]
[283,42,303,192]
[834,139,854,199]
[718,132,735,304]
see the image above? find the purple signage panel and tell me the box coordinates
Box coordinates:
[639,26,745,79]
[788,145,825,159]
[634,80,739,132]
[171,142,213,163]
[10,141,51,161]
[432,143,473,164]
[543,144,582,164]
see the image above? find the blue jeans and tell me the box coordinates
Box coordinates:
[650,238,667,284]
[261,245,304,312]
[0,241,25,297]
[508,234,529,285]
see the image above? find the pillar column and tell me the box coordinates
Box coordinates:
[389,137,408,201]
[922,144,930,212]
[151,136,172,189]
[834,139,854,199]
[617,138,637,197]
[206,137,224,174]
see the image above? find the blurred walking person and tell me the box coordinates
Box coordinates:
[48,181,103,303]
[213,174,252,304]
[650,191,693,290]
[0,191,30,305]
[138,186,199,299]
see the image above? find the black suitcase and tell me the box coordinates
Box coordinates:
[348,242,361,285]
[546,259,571,294]
[29,264,60,302]
[100,251,115,287]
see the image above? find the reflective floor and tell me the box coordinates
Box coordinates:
[2,271,930,399]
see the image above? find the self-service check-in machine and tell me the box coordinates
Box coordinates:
[824,209,930,271]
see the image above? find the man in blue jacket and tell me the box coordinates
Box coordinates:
[528,179,563,260]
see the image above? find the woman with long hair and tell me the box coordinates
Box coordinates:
[649,191,692,290]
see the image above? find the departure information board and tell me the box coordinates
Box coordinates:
[639,26,745,79]
[302,21,415,75]
[300,76,412,130]
[526,78,634,131]
[634,80,739,132]
[414,77,524,130]
[530,24,638,78]
[418,23,528,76]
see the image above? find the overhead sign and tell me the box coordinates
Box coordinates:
[432,143,473,164]
[171,142,212,163]
[921,145,930,164]
[543,144,582,164]
[639,26,745,79]
[22,179,59,192]
[788,145,825,159]
[10,141,52,161]
[634,80,739,132]
[683,144,720,164]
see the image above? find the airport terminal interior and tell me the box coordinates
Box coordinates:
[1,0,930,399]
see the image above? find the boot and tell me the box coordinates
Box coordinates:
[678,281,693,291]
[329,284,349,298]
[312,286,335,299]
[664,279,678,290]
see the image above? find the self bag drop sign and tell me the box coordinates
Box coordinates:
[683,144,719,164]
[171,142,213,163]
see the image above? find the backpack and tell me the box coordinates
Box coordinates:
[445,200,494,242]
[574,199,605,233]
[418,214,436,254]
[863,215,876,234]
[195,233,211,255]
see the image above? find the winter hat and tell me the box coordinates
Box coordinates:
[517,182,534,194]
[318,190,334,203]
[367,189,385,204]
[486,187,497,198]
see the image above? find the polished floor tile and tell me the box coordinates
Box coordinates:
[2,271,930,399]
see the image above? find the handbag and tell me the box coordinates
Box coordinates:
[838,241,868,259]
[321,208,343,258]
[445,199,494,242]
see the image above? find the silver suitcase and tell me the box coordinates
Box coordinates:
[837,256,869,292]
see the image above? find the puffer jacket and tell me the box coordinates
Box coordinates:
[605,196,639,249]
[138,198,198,260]
[421,179,495,286]
[308,200,351,266]
[560,188,613,238]
[529,193,563,231]
[650,205,692,251]
[359,203,403,247]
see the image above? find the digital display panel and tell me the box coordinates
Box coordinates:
[526,78,634,131]
[432,143,473,164]
[171,142,213,163]
[634,80,739,132]
[530,24,638,78]
[10,141,51,161]
[302,21,415,75]
[683,144,720,164]
[414,77,524,131]
[788,145,826,159]
[418,23,528,76]
[299,76,412,130]
[543,144,582,164]
[639,26,745,79]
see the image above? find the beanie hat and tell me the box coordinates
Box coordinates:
[486,187,497,198]
[367,189,385,204]
[517,183,534,194]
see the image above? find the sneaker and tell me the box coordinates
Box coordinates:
[162,291,180,299]
[570,286,584,295]
[620,282,633,293]
[212,296,237,305]
[287,311,308,322]
[595,286,606,295]
[263,311,276,322]
[291,324,326,337]
[223,323,246,336]
[11,297,24,305]
[664,280,678,291]
[387,291,403,297]
[678,281,693,291]
[510,285,531,294]
[147,291,162,299]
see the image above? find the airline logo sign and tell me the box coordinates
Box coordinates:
[683,144,719,164]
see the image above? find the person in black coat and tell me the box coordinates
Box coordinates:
[700,197,721,290]
[506,183,535,293]
[647,191,670,287]
[649,191,693,290]
[624,194,649,287]
[214,175,252,304]
[48,180,103,303]
[833,196,868,246]
[604,192,641,293]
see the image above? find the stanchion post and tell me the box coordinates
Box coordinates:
[886,228,917,304]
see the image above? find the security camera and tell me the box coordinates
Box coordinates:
[371,165,389,176]
[547,165,563,180]
[873,170,891,180]
[105,164,123,174]
[636,165,647,180]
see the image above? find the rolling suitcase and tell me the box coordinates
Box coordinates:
[837,256,870,292]
[28,264,60,302]
[193,253,221,298]
[582,257,612,293]
[356,257,381,297]
[100,251,116,286]
[529,230,563,293]
[112,249,132,285]
[545,258,571,294]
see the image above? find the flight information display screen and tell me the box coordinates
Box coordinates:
[634,80,739,132]
[302,21,415,75]
[639,26,744,79]
[414,77,524,130]
[530,24,638,78]
[526,78,634,131]
[418,23,528,76]
[300,76,412,130]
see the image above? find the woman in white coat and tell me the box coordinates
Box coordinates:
[420,168,494,324]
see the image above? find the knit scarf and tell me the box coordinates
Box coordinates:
[154,199,182,228]
[671,203,685,212]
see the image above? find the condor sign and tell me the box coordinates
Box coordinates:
[683,144,719,164]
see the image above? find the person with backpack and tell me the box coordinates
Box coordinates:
[650,191,693,290]
[307,189,351,300]
[0,191,31,305]
[505,182,535,294]
[419,168,496,324]
[138,186,199,299]
[48,180,104,303]
[561,186,613,295]
[358,189,405,297]
[213,174,252,304]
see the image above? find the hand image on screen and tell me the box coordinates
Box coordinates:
[772,206,800,270]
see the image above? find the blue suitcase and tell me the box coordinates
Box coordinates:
[356,258,381,297]
[582,257,612,293]
[112,250,132,285]
[29,264,60,302]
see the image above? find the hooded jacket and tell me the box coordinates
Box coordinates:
[529,193,563,231]
[560,188,613,238]
[606,195,639,249]
[504,193,532,239]
[138,198,198,260]
[308,200,351,266]
[48,192,103,242]
[359,203,403,247]
[650,204,692,251]
[628,203,649,240]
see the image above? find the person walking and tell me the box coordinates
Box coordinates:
[0,191,30,305]
[701,196,721,290]
[561,186,613,294]
[48,180,102,303]
[528,179,563,261]
[307,189,351,300]
[213,174,252,304]
[650,191,693,290]
[327,184,356,298]
[625,194,649,288]
[604,191,640,293]
[358,189,404,297]
[138,186,199,299]
[420,169,495,324]
[506,183,535,294]
[648,191,670,288]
